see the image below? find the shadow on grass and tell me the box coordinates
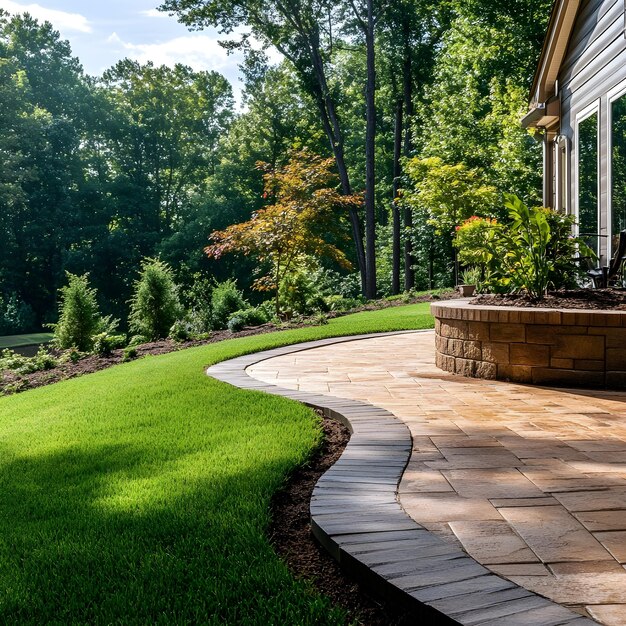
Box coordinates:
[0,443,343,625]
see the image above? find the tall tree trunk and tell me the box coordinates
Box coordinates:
[402,26,415,292]
[364,0,377,300]
[309,41,367,295]
[391,98,403,295]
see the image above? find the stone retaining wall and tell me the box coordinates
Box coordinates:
[432,300,626,389]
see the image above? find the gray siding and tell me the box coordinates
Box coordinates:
[559,0,626,263]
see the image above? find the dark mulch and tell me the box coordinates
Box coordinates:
[270,414,413,625]
[472,288,626,310]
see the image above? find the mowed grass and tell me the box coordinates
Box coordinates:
[0,304,434,624]
[0,333,53,349]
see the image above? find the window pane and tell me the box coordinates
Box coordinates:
[612,95,626,240]
[578,112,598,255]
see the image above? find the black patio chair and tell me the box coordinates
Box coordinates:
[588,230,626,288]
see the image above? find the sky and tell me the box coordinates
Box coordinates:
[0,0,265,104]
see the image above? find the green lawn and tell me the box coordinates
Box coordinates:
[0,333,53,349]
[0,304,434,624]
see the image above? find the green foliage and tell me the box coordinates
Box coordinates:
[52,274,106,352]
[0,347,57,376]
[455,195,594,298]
[210,279,247,330]
[129,259,182,341]
[402,157,498,235]
[122,345,138,362]
[226,307,269,333]
[169,320,192,342]
[92,333,126,357]
[0,294,36,335]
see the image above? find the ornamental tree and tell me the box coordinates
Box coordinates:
[205,149,358,315]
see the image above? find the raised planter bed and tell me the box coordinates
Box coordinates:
[431,299,626,389]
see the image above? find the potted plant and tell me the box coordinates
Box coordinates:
[458,267,480,297]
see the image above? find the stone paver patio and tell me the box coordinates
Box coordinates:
[247,331,626,625]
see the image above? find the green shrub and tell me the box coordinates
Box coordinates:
[455,195,594,298]
[92,333,126,357]
[52,273,108,351]
[185,274,213,333]
[0,347,57,376]
[129,335,148,347]
[211,280,247,330]
[226,307,269,333]
[122,346,138,362]
[324,295,362,312]
[129,259,182,341]
[169,320,192,342]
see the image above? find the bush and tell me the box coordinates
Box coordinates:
[324,295,362,312]
[279,270,327,315]
[211,280,247,330]
[226,307,269,333]
[455,195,594,298]
[0,347,57,375]
[52,273,106,351]
[129,259,182,341]
[128,335,148,347]
[185,274,213,333]
[92,333,126,357]
[122,346,138,362]
[169,320,192,342]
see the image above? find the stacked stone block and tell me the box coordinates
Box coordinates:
[432,300,626,389]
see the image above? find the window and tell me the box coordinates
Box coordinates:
[577,111,599,255]
[612,93,626,240]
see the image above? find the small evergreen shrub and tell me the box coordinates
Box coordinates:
[169,320,192,342]
[129,335,148,347]
[129,259,182,341]
[211,280,247,330]
[52,273,106,351]
[122,346,138,362]
[226,307,269,333]
[92,332,126,356]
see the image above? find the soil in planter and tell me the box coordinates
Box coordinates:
[473,288,626,310]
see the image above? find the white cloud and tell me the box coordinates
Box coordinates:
[108,33,239,74]
[1,0,92,33]
[139,9,169,19]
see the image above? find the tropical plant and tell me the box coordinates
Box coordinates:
[455,195,595,298]
[129,259,182,341]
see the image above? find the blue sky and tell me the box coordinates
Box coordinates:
[0,0,266,103]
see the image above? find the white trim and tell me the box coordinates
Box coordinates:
[606,78,626,258]
[555,134,570,213]
[574,99,601,255]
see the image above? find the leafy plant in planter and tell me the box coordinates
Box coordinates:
[455,195,594,299]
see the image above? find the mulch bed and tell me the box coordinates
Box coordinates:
[472,288,626,310]
[1,290,455,397]
[270,414,413,625]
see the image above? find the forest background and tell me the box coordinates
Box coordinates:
[0,0,551,333]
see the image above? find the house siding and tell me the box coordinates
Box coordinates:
[559,0,625,264]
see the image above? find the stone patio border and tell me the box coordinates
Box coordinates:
[207,331,593,625]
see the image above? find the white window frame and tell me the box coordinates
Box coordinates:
[574,99,601,252]
[607,78,626,258]
[554,134,570,214]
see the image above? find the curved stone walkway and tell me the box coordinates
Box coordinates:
[246,330,626,626]
[208,332,593,626]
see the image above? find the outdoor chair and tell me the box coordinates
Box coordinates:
[588,230,626,288]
